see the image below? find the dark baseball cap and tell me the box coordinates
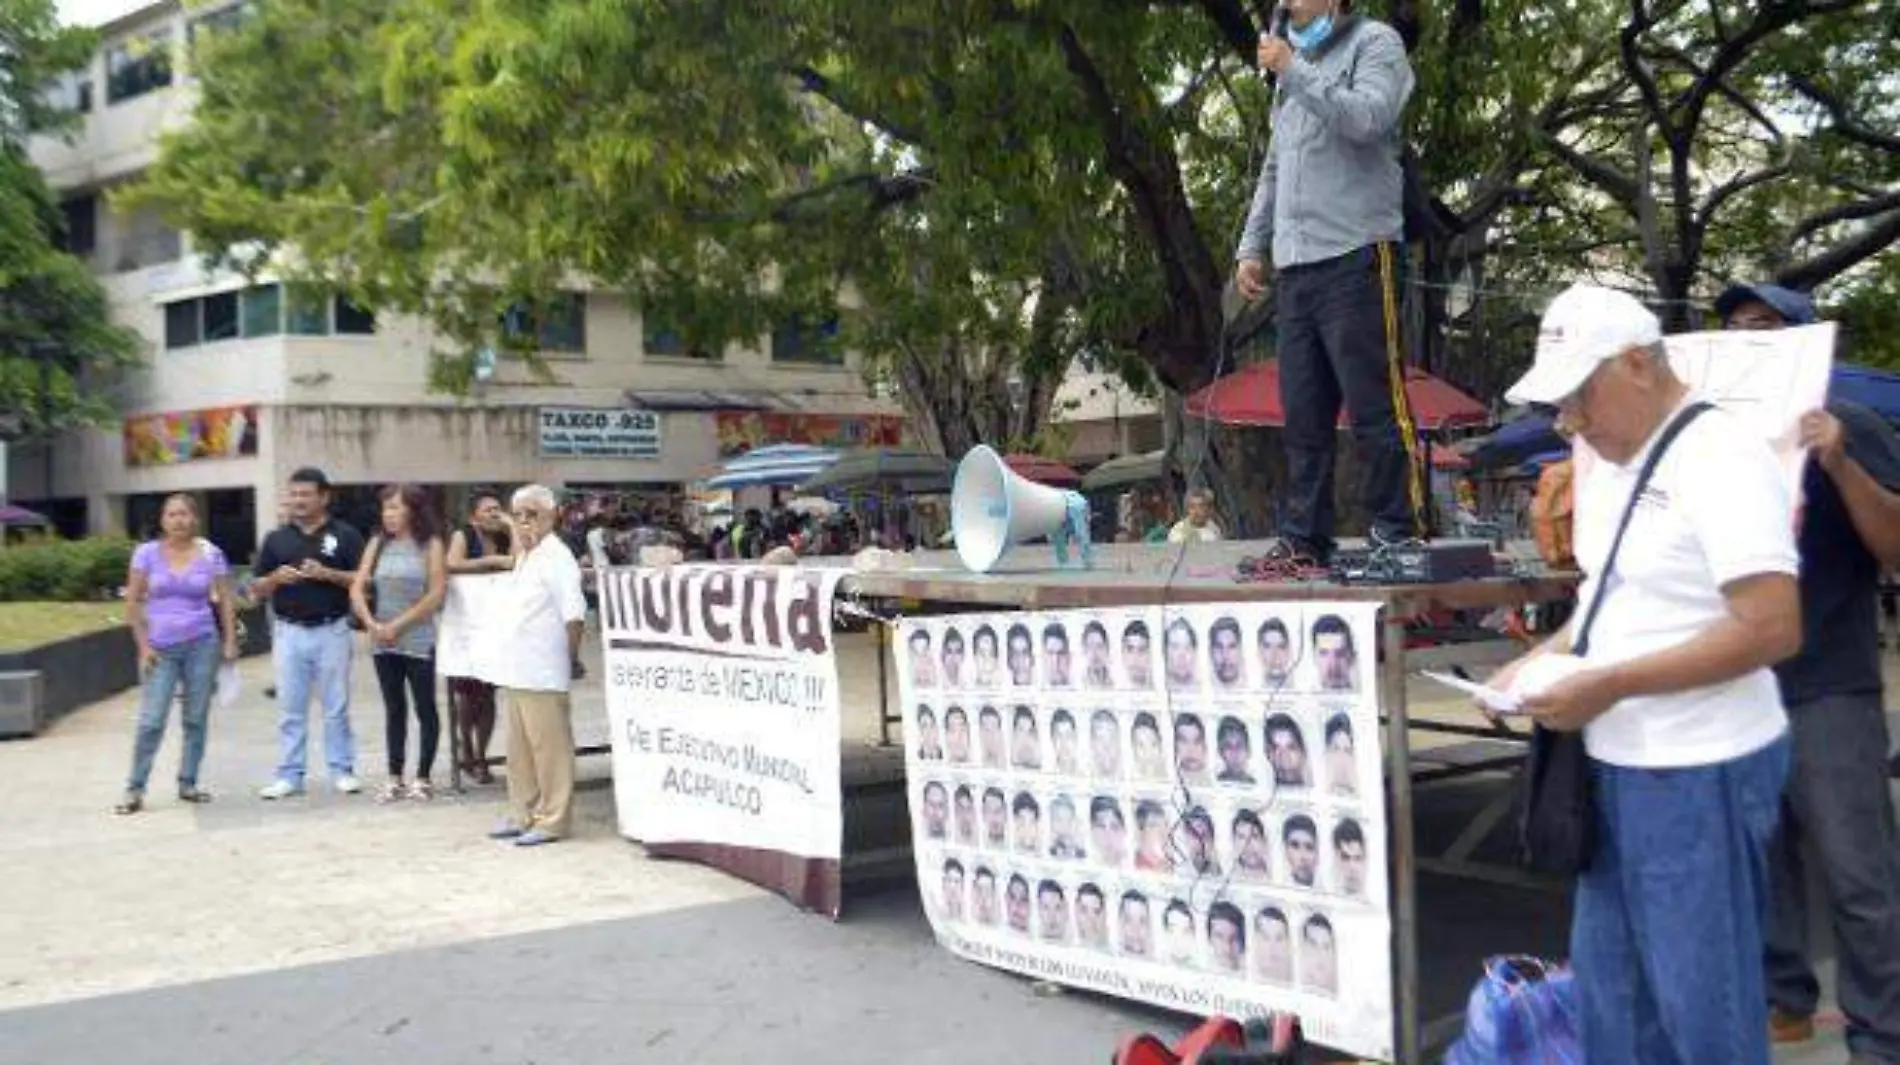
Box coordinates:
[1713,283,1817,326]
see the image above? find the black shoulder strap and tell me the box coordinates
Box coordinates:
[1572,401,1714,657]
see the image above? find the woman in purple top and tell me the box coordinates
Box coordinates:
[116,494,239,814]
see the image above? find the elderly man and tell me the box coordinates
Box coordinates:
[485,485,588,847]
[1489,283,1803,1065]
[1716,283,1900,1065]
[1166,489,1224,543]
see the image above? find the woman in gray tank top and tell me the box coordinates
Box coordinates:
[350,484,448,801]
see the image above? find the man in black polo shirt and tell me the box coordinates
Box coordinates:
[1718,284,1900,1065]
[253,468,367,799]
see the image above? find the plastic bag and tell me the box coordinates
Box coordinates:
[1443,956,1583,1065]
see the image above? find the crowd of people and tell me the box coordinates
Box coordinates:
[115,470,589,849]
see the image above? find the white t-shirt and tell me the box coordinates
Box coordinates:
[1167,520,1223,544]
[481,536,588,693]
[1574,403,1797,768]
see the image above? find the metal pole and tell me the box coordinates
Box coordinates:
[1382,610,1422,1064]
[37,349,53,503]
[876,619,893,746]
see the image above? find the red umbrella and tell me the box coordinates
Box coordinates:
[1003,452,1083,488]
[1185,359,1490,431]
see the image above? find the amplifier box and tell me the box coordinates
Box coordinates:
[1331,539,1497,584]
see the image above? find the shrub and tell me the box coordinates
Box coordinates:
[0,537,136,602]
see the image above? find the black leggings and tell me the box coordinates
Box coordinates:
[374,653,439,779]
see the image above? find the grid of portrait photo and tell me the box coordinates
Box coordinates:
[898,603,1393,1058]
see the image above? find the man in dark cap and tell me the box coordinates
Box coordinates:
[1718,282,1900,1065]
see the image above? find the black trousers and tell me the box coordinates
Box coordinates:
[1275,242,1426,552]
[374,652,439,779]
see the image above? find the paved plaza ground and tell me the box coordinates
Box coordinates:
[0,625,1890,1063]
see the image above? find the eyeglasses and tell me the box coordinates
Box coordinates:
[512,508,548,522]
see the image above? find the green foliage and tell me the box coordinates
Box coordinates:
[0,0,142,439]
[0,536,135,602]
[122,0,1899,509]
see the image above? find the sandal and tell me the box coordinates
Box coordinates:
[113,792,143,815]
[177,786,213,804]
[406,779,434,801]
[472,766,495,786]
[375,781,406,804]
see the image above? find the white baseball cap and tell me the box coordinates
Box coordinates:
[1504,284,1663,406]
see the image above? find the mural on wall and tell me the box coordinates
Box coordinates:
[124,405,260,467]
[714,412,904,458]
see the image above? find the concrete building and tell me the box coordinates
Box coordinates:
[1052,368,1162,466]
[20,0,902,559]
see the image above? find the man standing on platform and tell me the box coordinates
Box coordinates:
[1719,283,1900,1065]
[1235,0,1424,562]
[253,468,365,798]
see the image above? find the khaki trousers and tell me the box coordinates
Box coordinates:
[501,688,576,837]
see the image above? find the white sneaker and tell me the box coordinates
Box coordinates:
[258,779,303,800]
[332,774,363,795]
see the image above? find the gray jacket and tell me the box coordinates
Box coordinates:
[1236,17,1414,270]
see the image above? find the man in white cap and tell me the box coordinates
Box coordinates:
[1486,283,1803,1065]
[1715,283,1900,1065]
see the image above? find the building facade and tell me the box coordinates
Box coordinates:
[19,0,902,558]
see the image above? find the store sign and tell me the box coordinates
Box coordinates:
[124,405,259,467]
[539,407,663,459]
[714,412,903,458]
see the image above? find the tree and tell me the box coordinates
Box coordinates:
[132,0,1899,536]
[0,0,141,444]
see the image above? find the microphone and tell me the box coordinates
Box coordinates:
[1260,6,1291,84]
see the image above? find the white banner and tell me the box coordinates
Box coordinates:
[896,602,1393,1061]
[539,406,663,459]
[601,565,847,865]
[1574,322,1835,499]
[437,573,509,682]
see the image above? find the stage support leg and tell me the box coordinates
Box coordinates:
[876,621,895,747]
[1382,612,1422,1064]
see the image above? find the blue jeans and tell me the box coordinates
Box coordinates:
[271,619,355,785]
[1573,734,1790,1065]
[126,635,220,794]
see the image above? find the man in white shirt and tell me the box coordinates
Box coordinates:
[1489,284,1803,1065]
[484,484,589,846]
[1166,489,1224,544]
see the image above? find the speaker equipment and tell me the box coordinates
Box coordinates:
[951,444,1094,573]
[1331,538,1497,584]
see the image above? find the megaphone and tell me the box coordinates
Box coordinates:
[951,445,1094,573]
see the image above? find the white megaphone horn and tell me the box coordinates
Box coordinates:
[951,444,1094,573]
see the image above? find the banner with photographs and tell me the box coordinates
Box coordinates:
[896,603,1391,1061]
[602,565,849,917]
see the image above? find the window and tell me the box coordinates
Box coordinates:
[286,288,328,334]
[188,3,250,46]
[43,70,93,114]
[114,206,181,271]
[105,30,174,104]
[202,291,239,342]
[501,292,585,354]
[164,301,200,350]
[242,284,281,337]
[334,297,376,335]
[642,315,718,360]
[57,195,97,257]
[770,314,843,364]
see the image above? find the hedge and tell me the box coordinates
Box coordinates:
[0,537,136,602]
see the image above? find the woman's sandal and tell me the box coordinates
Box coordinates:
[177,787,213,804]
[113,792,143,815]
